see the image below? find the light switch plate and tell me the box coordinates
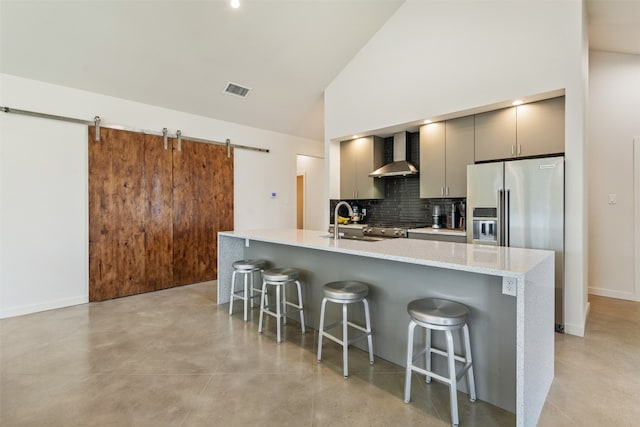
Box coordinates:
[608,194,617,205]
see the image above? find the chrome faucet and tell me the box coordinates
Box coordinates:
[334,201,353,240]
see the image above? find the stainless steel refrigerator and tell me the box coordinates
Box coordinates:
[466,156,564,332]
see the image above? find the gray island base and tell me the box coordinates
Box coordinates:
[218,229,554,427]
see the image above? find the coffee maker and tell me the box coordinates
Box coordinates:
[432,205,444,229]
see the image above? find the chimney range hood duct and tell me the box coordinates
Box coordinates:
[368,132,419,178]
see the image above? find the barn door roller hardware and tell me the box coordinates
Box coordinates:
[0,106,269,154]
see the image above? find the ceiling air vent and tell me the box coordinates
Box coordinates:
[224,82,251,98]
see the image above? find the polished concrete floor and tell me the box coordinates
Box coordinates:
[1,283,638,426]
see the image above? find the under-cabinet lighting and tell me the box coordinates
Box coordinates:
[352,135,359,139]
[423,120,432,124]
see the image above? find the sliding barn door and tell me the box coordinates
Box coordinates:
[172,140,234,286]
[89,127,233,301]
[89,127,173,301]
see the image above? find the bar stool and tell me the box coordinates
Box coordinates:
[317,280,374,378]
[258,268,306,343]
[404,298,476,427]
[228,259,268,321]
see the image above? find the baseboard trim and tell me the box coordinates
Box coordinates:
[588,287,636,301]
[0,295,88,319]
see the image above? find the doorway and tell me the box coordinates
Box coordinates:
[297,174,304,229]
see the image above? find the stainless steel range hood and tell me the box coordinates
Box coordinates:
[369,132,419,178]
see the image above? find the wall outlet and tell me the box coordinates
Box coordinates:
[502,276,517,296]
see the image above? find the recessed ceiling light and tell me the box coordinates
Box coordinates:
[423,120,432,124]
[230,0,240,9]
[512,100,524,106]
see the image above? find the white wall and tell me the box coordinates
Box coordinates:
[324,0,589,335]
[588,50,640,301]
[0,73,322,318]
[296,155,325,231]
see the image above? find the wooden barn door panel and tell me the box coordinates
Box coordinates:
[142,133,174,291]
[172,141,233,286]
[89,128,173,301]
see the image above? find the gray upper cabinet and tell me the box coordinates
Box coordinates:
[475,96,565,162]
[516,97,565,157]
[445,116,475,197]
[419,122,445,198]
[474,107,517,162]
[340,136,384,200]
[420,116,474,198]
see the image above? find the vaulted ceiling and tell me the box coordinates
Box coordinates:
[1,0,638,142]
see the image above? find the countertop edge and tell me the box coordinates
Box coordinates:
[219,229,552,278]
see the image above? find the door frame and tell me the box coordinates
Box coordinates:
[634,137,640,301]
[296,173,305,229]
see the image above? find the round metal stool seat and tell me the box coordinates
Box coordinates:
[404,297,476,427]
[323,280,369,301]
[317,280,374,377]
[407,298,469,327]
[263,268,299,282]
[233,259,267,271]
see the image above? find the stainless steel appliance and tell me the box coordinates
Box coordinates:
[328,223,413,241]
[432,205,443,229]
[466,156,564,331]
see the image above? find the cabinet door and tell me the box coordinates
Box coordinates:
[516,97,565,157]
[340,137,383,200]
[474,107,516,162]
[419,123,446,198]
[340,139,357,199]
[354,136,384,199]
[445,116,475,198]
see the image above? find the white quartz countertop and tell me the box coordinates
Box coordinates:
[219,228,552,278]
[407,227,467,236]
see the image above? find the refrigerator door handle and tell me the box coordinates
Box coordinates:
[497,189,504,246]
[505,189,511,247]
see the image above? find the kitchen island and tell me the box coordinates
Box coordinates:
[218,229,554,427]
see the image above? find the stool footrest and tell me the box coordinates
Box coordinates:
[320,329,371,347]
[411,347,467,365]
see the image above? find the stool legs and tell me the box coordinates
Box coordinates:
[463,324,477,402]
[404,320,417,403]
[317,297,374,378]
[445,329,459,426]
[317,298,328,362]
[229,269,263,322]
[342,303,348,377]
[258,279,305,343]
[363,298,374,365]
[404,320,476,427]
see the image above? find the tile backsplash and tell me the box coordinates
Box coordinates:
[330,133,466,227]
